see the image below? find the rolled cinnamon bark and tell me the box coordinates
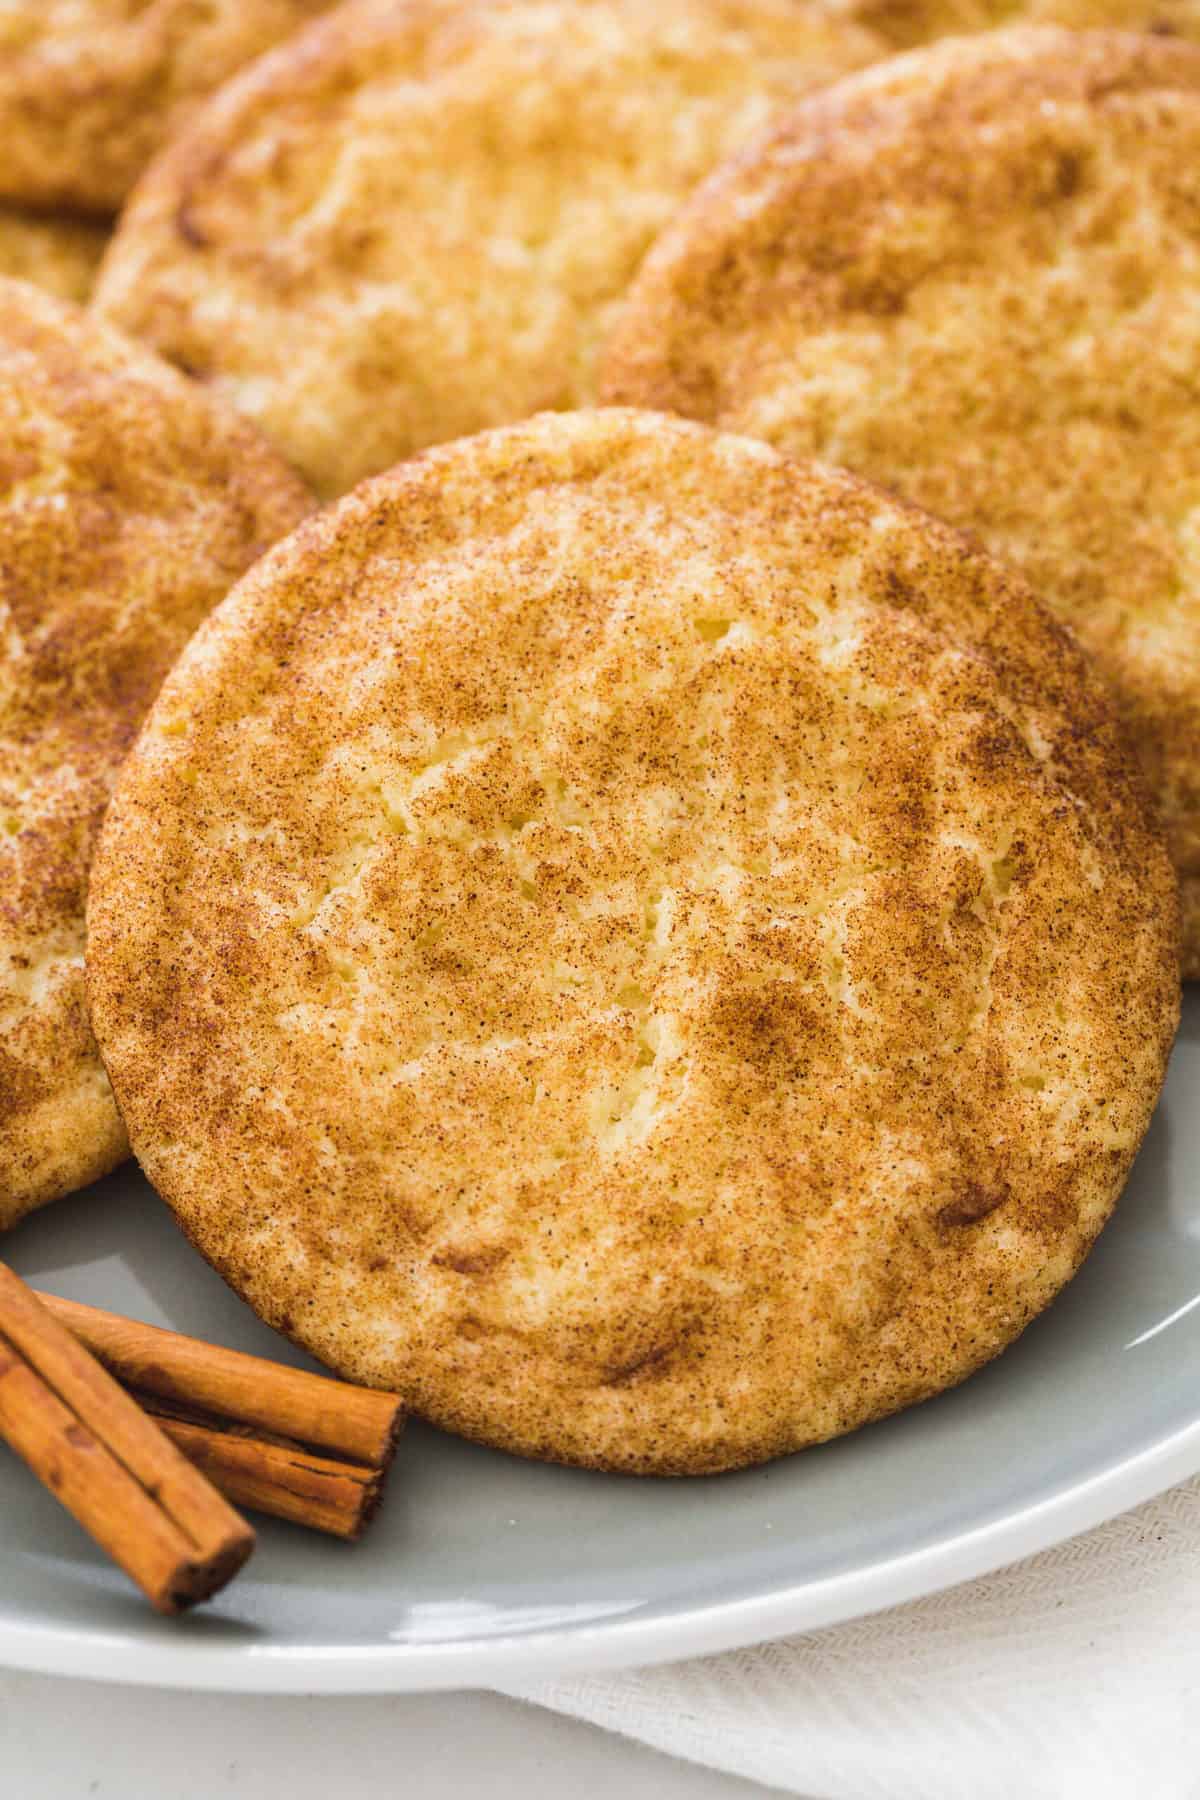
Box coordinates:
[33,1291,405,1538]
[0,1263,255,1612]
[142,1401,387,1539]
[35,1291,403,1466]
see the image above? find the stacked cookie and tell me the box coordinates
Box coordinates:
[1,2,1193,1474]
[0,281,312,1228]
[0,6,343,301]
[91,0,883,494]
[602,27,1200,973]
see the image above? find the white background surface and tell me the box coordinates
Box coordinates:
[0,1672,768,1799]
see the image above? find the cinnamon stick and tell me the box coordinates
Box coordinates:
[0,1263,254,1613]
[36,1291,403,1465]
[141,1400,386,1540]
[34,1292,405,1539]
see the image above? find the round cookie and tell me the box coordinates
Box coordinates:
[828,0,1200,52]
[602,28,1200,972]
[0,2,336,215]
[0,210,109,305]
[86,409,1178,1474]
[0,277,312,1232]
[92,0,882,498]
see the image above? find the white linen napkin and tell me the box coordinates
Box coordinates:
[510,1475,1200,1799]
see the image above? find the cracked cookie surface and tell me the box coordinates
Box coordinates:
[0,1,336,214]
[0,277,312,1230]
[92,0,881,498]
[87,409,1178,1472]
[602,28,1200,971]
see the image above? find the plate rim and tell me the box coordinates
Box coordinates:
[2,1410,1197,1693]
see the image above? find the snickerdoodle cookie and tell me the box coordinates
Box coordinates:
[0,2,336,214]
[0,277,311,1229]
[604,28,1200,969]
[93,0,881,497]
[87,409,1177,1471]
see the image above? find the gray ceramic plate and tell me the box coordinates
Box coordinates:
[1,994,1197,1693]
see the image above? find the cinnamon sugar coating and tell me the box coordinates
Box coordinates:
[0,278,312,1229]
[93,0,881,498]
[0,1,336,214]
[87,411,1177,1472]
[603,28,1200,970]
